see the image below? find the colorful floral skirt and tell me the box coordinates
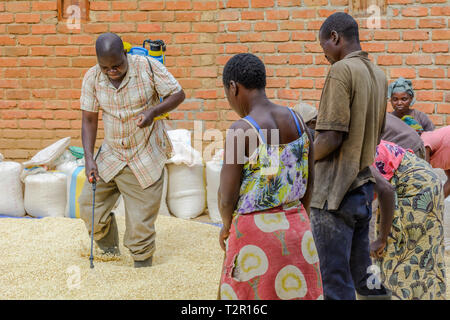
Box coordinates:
[219,204,323,300]
[375,152,447,300]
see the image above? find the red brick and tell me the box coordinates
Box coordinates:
[112,1,138,10]
[292,31,316,41]
[0,80,19,89]
[418,68,446,78]
[254,22,278,31]
[436,55,450,65]
[437,104,450,114]
[251,0,275,7]
[291,9,316,19]
[174,34,199,44]
[377,55,403,65]
[280,21,305,30]
[278,89,300,100]
[4,46,28,56]
[32,24,56,34]
[139,1,165,10]
[389,19,417,29]
[32,1,58,11]
[149,11,176,22]
[95,13,121,22]
[430,6,450,16]
[217,11,240,21]
[416,91,443,102]
[304,0,328,6]
[228,22,252,31]
[0,120,18,129]
[123,12,148,22]
[290,79,314,88]
[390,68,416,78]
[361,43,385,52]
[432,30,450,40]
[72,57,96,67]
[276,68,300,77]
[266,78,288,87]
[8,24,30,34]
[266,10,290,20]
[54,46,79,56]
[193,1,217,10]
[419,18,446,28]
[402,7,428,17]
[277,43,302,53]
[264,32,290,42]
[387,42,414,53]
[405,55,433,65]
[19,58,45,67]
[83,24,109,34]
[70,35,95,45]
[436,80,450,90]
[167,1,192,10]
[412,80,433,89]
[225,44,249,54]
[304,43,323,53]
[216,34,238,43]
[44,35,69,45]
[414,103,435,114]
[193,23,218,33]
[422,43,448,53]
[403,30,430,41]
[251,43,276,53]
[6,2,30,12]
[15,13,40,23]
[302,67,327,77]
[226,0,250,8]
[192,67,218,78]
[31,46,53,56]
[0,13,14,23]
[374,31,400,40]
[289,55,314,64]
[302,90,322,100]
[136,23,162,33]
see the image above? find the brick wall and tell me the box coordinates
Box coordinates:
[0,0,449,162]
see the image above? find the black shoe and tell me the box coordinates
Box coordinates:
[134,257,153,268]
[95,212,121,255]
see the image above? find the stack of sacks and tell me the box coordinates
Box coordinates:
[0,156,26,217]
[205,149,224,223]
[165,129,206,220]
[21,137,71,218]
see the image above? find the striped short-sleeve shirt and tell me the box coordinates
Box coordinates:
[80,54,182,189]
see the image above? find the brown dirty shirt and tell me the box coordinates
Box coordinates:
[311,50,388,211]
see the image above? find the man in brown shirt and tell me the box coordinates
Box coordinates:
[309,12,390,300]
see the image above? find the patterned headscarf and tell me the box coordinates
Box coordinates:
[388,77,416,106]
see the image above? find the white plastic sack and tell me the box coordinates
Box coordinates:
[23,137,71,169]
[0,162,26,216]
[24,172,67,218]
[0,153,3,162]
[166,129,202,166]
[205,149,224,223]
[444,198,450,252]
[167,163,206,219]
[114,166,171,217]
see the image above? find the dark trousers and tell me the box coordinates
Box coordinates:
[310,182,387,300]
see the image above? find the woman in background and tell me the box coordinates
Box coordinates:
[389,77,434,134]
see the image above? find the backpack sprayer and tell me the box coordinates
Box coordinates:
[125,39,169,121]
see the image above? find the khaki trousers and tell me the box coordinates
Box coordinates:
[78,166,164,261]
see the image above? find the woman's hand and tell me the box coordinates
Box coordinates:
[219,224,231,251]
[370,238,387,259]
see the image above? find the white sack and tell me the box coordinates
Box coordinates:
[0,162,25,216]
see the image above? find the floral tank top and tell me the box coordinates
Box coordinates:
[235,109,310,215]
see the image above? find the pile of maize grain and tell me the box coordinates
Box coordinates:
[0,215,223,299]
[1,215,450,300]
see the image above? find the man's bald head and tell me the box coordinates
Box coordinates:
[95,32,124,58]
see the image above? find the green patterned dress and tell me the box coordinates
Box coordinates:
[374,151,446,300]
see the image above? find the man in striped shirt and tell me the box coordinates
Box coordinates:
[78,33,185,268]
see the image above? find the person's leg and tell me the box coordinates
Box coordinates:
[78,176,121,253]
[115,166,164,266]
[310,206,355,300]
[347,183,390,298]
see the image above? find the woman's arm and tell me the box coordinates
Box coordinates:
[370,166,396,259]
[302,121,315,216]
[218,121,246,251]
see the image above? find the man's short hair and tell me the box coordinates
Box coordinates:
[222,53,266,90]
[320,12,360,42]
